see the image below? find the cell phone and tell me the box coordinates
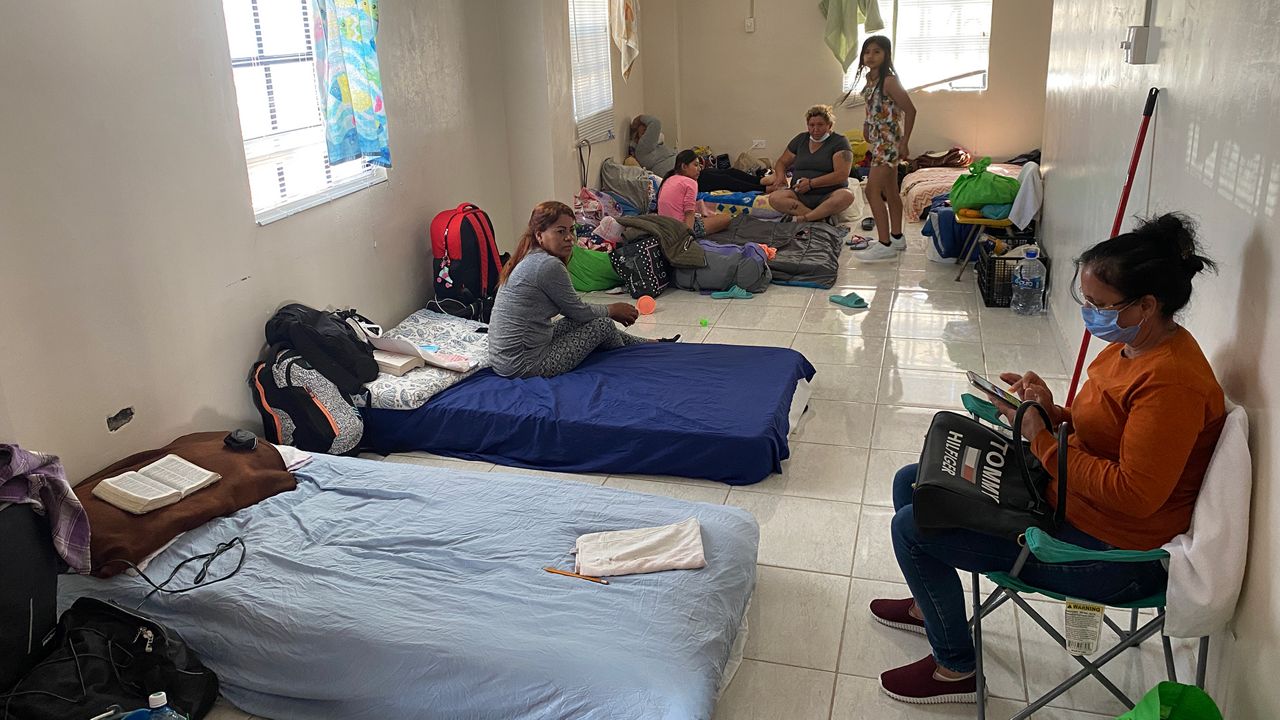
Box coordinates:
[966,371,1022,407]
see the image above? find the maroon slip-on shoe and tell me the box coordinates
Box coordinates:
[869,597,927,636]
[880,655,978,705]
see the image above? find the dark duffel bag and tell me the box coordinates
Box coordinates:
[2,597,219,719]
[264,303,379,397]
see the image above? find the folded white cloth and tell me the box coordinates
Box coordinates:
[1161,404,1251,638]
[575,517,707,578]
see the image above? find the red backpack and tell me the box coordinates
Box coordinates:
[430,203,503,321]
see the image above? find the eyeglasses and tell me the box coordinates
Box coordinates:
[1069,268,1137,310]
[1069,282,1137,311]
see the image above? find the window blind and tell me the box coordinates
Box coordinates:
[222,0,385,224]
[843,0,991,93]
[568,0,615,144]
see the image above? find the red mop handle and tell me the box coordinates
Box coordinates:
[1065,87,1159,406]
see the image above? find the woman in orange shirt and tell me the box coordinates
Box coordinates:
[873,213,1225,706]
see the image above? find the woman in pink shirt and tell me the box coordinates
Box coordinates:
[656,150,733,237]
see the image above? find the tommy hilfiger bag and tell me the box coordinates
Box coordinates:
[912,401,1068,541]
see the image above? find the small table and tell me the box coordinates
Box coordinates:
[954,215,1013,281]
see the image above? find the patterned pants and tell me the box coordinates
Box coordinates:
[532,317,648,378]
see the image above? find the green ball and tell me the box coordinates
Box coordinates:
[699,318,709,327]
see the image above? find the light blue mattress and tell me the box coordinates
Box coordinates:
[59,455,759,720]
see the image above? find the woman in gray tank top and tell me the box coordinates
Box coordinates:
[764,104,858,223]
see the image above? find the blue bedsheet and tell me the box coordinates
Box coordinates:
[60,455,759,720]
[362,343,816,485]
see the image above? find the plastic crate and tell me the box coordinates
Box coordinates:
[978,243,1049,308]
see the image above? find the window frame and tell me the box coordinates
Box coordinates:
[222,0,388,226]
[842,0,992,96]
[567,0,616,145]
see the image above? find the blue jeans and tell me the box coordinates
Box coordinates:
[889,464,1168,673]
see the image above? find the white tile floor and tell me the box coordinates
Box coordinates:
[213,226,1165,720]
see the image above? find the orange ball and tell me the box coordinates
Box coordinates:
[637,295,656,315]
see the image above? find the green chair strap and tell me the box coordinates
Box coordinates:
[986,572,1167,609]
[1024,527,1170,564]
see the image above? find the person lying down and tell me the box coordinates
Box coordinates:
[487,201,679,379]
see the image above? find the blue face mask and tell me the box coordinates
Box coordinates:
[1081,305,1143,344]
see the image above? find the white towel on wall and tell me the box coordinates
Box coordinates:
[1161,404,1252,638]
[609,0,640,81]
[575,517,706,577]
[1008,161,1042,230]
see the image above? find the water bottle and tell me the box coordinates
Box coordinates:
[1010,247,1046,316]
[147,692,188,720]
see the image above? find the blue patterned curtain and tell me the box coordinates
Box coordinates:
[312,0,391,168]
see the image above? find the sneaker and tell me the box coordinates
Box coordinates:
[857,241,899,262]
[869,598,926,635]
[889,234,908,252]
[880,655,978,705]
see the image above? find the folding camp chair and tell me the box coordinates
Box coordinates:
[960,393,1216,719]
[971,530,1208,719]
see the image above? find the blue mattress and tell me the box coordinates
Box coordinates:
[60,454,759,720]
[362,343,816,485]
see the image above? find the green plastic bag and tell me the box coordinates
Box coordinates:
[568,245,621,292]
[1115,682,1223,720]
[949,156,1021,209]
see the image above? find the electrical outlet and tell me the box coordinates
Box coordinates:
[751,139,766,150]
[744,17,756,33]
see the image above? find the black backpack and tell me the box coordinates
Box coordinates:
[264,304,379,397]
[431,203,506,322]
[248,349,365,455]
[609,237,670,299]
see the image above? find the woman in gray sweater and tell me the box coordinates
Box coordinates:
[488,201,674,378]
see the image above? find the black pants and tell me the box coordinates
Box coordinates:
[697,168,764,193]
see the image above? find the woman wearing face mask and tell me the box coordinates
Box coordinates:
[764,104,856,223]
[869,213,1225,706]
[489,201,675,379]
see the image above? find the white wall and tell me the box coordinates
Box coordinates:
[0,1,651,479]
[640,0,1051,163]
[0,1,515,479]
[500,0,647,240]
[1040,2,1280,715]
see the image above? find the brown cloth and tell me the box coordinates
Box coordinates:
[76,432,297,577]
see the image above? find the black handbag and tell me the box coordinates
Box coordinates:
[912,401,1069,541]
[1,597,218,720]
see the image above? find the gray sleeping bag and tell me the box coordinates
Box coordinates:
[673,240,772,292]
[704,215,845,288]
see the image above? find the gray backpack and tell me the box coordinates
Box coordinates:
[249,349,364,455]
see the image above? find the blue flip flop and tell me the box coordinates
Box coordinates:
[828,292,869,309]
[711,285,753,300]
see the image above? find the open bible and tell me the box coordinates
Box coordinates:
[91,454,221,515]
